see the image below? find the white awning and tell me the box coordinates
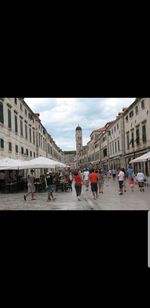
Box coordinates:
[0,158,26,170]
[130,151,150,163]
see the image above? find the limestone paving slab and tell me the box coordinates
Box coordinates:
[0,178,150,210]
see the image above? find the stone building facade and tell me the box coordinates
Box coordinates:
[63,151,76,169]
[76,98,150,175]
[123,98,150,175]
[107,111,126,170]
[0,98,64,162]
[78,145,89,169]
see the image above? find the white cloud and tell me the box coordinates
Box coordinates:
[25,98,50,110]
[25,98,135,151]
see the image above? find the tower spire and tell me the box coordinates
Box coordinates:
[75,125,83,168]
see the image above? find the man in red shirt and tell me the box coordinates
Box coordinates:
[89,169,99,200]
[74,170,83,201]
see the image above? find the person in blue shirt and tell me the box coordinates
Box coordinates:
[127,165,133,182]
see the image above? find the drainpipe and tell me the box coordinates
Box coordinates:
[107,131,109,170]
[36,129,39,157]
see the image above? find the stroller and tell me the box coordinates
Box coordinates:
[64,175,72,192]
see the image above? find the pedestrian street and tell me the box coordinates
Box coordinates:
[0,178,150,210]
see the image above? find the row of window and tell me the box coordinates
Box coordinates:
[88,154,95,161]
[0,103,36,132]
[109,123,119,135]
[125,100,145,122]
[0,107,47,148]
[14,98,34,121]
[15,116,36,144]
[109,139,120,155]
[80,124,147,159]
[0,103,61,154]
[0,139,36,157]
[126,124,146,149]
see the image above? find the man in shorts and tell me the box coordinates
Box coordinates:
[24,169,36,201]
[45,171,55,201]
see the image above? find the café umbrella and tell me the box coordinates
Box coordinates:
[18,156,67,169]
[0,158,25,170]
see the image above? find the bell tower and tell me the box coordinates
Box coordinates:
[75,125,83,167]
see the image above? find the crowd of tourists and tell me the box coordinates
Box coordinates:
[22,163,146,202]
[73,165,146,200]
[23,169,73,201]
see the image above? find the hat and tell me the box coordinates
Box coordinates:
[46,172,49,175]
[49,171,52,173]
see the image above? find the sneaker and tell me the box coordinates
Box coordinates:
[24,195,26,201]
[31,198,36,200]
[78,197,81,201]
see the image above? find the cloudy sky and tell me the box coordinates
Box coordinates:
[25,98,135,151]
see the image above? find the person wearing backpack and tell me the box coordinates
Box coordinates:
[45,171,55,201]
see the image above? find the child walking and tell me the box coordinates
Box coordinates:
[129,177,134,192]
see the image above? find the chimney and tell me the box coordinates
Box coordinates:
[34,113,40,117]
[34,113,41,122]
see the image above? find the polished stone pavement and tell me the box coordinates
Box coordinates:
[0,178,150,210]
